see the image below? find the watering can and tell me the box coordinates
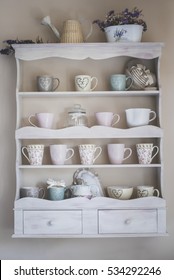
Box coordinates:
[41,16,93,43]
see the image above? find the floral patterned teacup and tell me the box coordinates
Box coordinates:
[78,144,102,165]
[22,144,44,165]
[136,143,159,164]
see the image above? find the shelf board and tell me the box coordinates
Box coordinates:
[17,90,159,97]
[16,125,163,139]
[18,164,162,169]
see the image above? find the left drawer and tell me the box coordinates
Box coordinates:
[23,210,82,235]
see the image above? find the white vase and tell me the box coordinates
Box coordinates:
[104,24,143,42]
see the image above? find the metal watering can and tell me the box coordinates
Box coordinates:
[41,16,93,43]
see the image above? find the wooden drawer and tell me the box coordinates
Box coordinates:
[98,209,158,234]
[23,210,82,235]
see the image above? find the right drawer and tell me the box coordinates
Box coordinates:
[98,209,158,234]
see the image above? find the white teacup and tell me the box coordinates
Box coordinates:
[22,144,44,165]
[50,145,74,165]
[71,185,92,199]
[107,144,132,164]
[37,75,60,92]
[20,187,45,198]
[125,108,156,127]
[28,113,54,129]
[75,75,98,91]
[136,143,159,164]
[136,186,160,198]
[78,144,102,165]
[95,112,120,127]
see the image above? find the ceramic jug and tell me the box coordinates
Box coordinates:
[41,16,93,43]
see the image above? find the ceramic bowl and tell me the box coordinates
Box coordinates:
[107,186,133,200]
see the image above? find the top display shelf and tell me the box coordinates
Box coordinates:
[12,42,164,61]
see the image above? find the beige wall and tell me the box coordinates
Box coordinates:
[0,0,173,259]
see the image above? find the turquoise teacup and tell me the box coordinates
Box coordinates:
[47,186,65,200]
[110,74,133,91]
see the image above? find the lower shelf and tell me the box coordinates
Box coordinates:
[13,197,167,238]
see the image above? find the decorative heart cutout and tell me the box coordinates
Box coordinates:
[111,189,123,198]
[138,190,148,197]
[76,77,90,89]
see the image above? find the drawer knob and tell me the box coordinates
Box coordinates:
[125,218,131,225]
[48,220,53,226]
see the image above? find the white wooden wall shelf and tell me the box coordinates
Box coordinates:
[12,42,167,238]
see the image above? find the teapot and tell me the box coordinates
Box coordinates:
[41,16,93,43]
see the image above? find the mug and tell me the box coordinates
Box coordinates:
[136,143,159,164]
[136,186,160,198]
[75,75,98,91]
[107,143,132,164]
[28,113,54,129]
[110,74,133,91]
[50,144,74,165]
[78,144,102,165]
[20,187,45,198]
[47,186,65,200]
[125,108,156,127]
[37,75,60,92]
[22,144,44,165]
[95,112,120,127]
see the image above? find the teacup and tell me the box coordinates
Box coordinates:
[20,187,45,198]
[125,108,156,127]
[136,186,160,198]
[28,113,54,129]
[107,186,133,200]
[107,143,132,164]
[71,185,92,199]
[50,144,74,165]
[110,74,133,91]
[37,75,60,92]
[47,186,65,200]
[78,144,102,165]
[95,112,120,127]
[22,144,44,165]
[75,75,98,91]
[136,143,159,164]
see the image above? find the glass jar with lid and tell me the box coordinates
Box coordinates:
[67,104,88,127]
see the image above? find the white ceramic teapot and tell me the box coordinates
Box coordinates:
[41,16,93,43]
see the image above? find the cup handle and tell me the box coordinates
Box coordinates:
[21,147,30,163]
[149,110,156,122]
[90,77,98,91]
[39,188,45,199]
[53,78,60,91]
[93,146,102,163]
[65,148,74,162]
[28,115,37,127]
[125,76,133,90]
[112,114,120,127]
[80,19,93,41]
[122,148,132,162]
[153,188,160,197]
[150,146,159,162]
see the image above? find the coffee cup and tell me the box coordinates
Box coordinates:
[47,186,65,200]
[107,143,132,164]
[95,112,120,127]
[50,144,74,165]
[20,187,45,198]
[28,113,54,129]
[110,74,133,91]
[75,75,98,91]
[71,185,92,199]
[78,144,102,165]
[136,143,159,164]
[37,75,60,92]
[125,108,156,127]
[136,186,160,198]
[22,144,44,165]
